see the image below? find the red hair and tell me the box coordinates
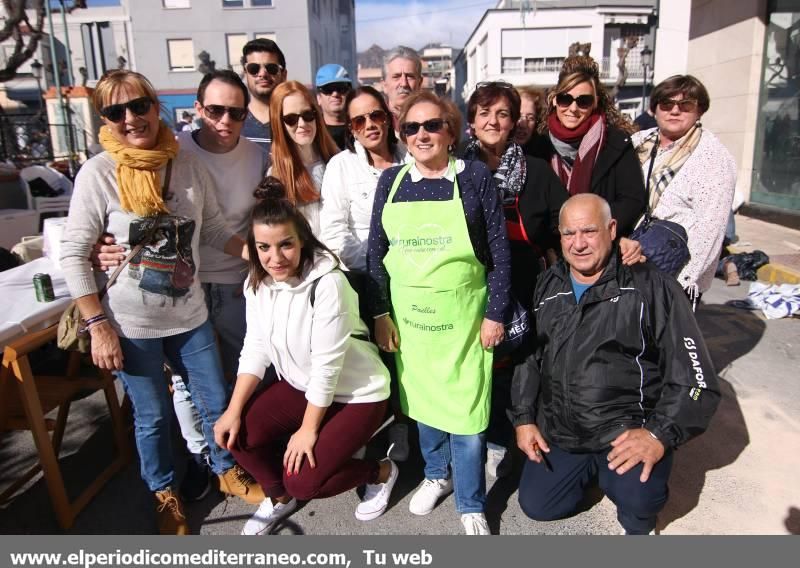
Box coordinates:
[269,81,339,204]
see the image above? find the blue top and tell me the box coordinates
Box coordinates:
[569,272,592,303]
[241,111,272,160]
[366,159,511,323]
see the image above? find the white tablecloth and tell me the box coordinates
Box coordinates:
[0,257,71,347]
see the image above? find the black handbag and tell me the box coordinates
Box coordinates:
[494,295,531,358]
[631,139,691,277]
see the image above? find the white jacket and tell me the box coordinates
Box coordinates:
[237,251,390,407]
[319,141,406,271]
[632,127,737,293]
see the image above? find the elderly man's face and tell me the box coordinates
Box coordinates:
[560,200,617,284]
[384,57,420,115]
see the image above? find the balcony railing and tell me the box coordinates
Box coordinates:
[600,55,645,81]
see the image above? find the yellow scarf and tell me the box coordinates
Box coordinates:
[99,120,179,217]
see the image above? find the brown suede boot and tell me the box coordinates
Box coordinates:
[154,488,190,535]
[219,465,266,505]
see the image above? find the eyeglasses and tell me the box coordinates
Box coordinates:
[519,114,536,123]
[350,109,388,131]
[100,97,154,123]
[400,118,446,137]
[318,83,351,96]
[555,93,594,110]
[244,62,284,77]
[281,109,317,127]
[657,99,698,113]
[202,104,248,122]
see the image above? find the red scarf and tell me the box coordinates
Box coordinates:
[547,112,606,195]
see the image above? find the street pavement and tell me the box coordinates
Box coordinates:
[1,276,798,535]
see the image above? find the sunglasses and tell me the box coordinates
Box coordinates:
[400,118,446,137]
[100,97,154,123]
[350,109,388,131]
[657,99,698,113]
[282,109,317,127]
[555,93,594,110]
[202,104,247,122]
[244,62,284,77]
[318,83,351,96]
[475,80,514,91]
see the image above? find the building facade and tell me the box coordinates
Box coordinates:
[669,0,799,215]
[454,0,656,116]
[122,0,356,126]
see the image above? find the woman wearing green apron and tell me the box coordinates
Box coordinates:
[366,91,511,535]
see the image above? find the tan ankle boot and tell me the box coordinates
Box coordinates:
[219,465,266,505]
[154,488,190,535]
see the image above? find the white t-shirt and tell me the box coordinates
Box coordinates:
[177,131,267,284]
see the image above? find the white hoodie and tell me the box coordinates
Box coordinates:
[237,251,390,407]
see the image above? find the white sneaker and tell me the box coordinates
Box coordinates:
[461,512,490,535]
[409,478,453,516]
[486,444,512,478]
[355,458,398,521]
[241,497,297,535]
[387,423,409,462]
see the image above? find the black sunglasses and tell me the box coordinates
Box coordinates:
[555,93,595,110]
[202,104,248,122]
[244,62,284,77]
[657,99,698,113]
[100,97,154,123]
[318,83,351,96]
[475,80,514,91]
[282,109,317,127]
[400,118,445,137]
[350,109,388,131]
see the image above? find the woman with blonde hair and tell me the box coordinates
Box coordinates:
[60,70,253,534]
[530,56,646,235]
[268,80,340,235]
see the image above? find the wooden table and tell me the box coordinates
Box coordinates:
[0,260,130,530]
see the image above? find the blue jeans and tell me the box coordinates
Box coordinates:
[170,282,246,458]
[202,282,246,378]
[117,320,236,491]
[417,421,486,514]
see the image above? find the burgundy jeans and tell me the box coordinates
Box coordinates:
[231,379,388,501]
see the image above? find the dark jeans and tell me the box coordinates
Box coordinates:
[486,366,513,448]
[518,442,674,534]
[231,380,387,501]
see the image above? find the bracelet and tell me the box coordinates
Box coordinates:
[646,429,660,442]
[81,314,108,333]
[82,313,107,327]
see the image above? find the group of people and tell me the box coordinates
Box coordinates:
[59,39,732,536]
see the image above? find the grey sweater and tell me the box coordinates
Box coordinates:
[60,150,235,339]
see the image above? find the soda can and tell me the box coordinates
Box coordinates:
[33,273,55,302]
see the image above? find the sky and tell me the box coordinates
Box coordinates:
[354,0,497,51]
[80,0,497,52]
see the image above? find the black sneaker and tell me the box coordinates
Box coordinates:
[180,453,212,502]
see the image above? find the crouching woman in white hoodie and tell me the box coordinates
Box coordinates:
[214,177,398,535]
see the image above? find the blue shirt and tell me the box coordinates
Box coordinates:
[241,111,272,160]
[570,272,592,303]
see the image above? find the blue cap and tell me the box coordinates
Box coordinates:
[315,64,352,87]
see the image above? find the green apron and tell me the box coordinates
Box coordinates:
[382,160,492,435]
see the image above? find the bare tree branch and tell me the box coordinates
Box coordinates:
[0,0,46,82]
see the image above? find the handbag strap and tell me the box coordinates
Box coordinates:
[99,160,173,299]
[642,136,659,223]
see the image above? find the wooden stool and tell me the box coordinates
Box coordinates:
[0,324,130,530]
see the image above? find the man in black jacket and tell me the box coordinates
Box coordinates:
[511,194,719,535]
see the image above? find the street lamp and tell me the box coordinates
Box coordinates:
[30,59,45,117]
[641,45,652,114]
